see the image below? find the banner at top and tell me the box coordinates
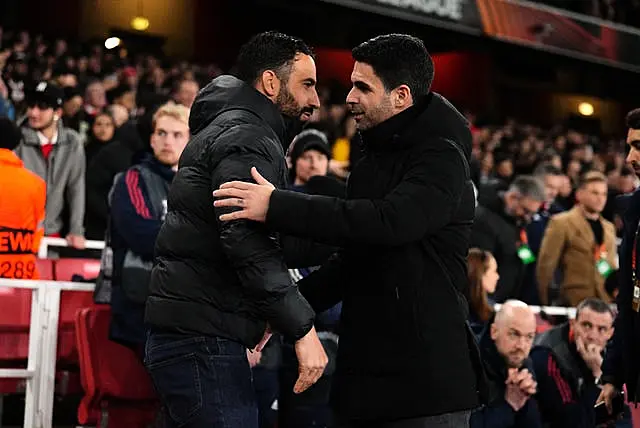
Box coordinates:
[320,0,484,33]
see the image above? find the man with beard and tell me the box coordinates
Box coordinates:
[598,108,640,412]
[213,34,484,427]
[470,300,541,428]
[144,32,327,428]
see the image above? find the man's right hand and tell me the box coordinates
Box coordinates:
[596,383,618,415]
[294,326,328,394]
[505,368,536,411]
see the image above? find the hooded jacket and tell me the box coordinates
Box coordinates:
[145,75,315,347]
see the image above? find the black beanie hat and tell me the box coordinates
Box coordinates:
[0,116,23,151]
[287,129,331,181]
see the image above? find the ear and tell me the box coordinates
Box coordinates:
[393,85,412,109]
[490,323,498,341]
[607,327,614,341]
[260,70,280,99]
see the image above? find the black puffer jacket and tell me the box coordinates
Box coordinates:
[262,93,485,421]
[145,75,315,347]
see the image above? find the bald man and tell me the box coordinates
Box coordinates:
[470,300,542,428]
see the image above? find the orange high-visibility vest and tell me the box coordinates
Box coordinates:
[0,149,46,279]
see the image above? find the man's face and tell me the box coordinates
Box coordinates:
[576,181,608,215]
[572,308,614,350]
[626,128,640,177]
[543,174,563,204]
[63,95,83,117]
[117,91,136,112]
[27,103,56,131]
[150,116,190,169]
[176,80,199,109]
[275,53,320,123]
[86,82,106,109]
[506,192,542,223]
[346,62,395,131]
[295,149,328,185]
[491,308,537,368]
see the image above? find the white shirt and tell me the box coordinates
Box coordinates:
[37,130,58,146]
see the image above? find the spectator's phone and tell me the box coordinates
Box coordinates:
[594,391,625,424]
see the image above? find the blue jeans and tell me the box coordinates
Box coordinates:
[144,331,259,428]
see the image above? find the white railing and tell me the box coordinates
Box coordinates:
[37,237,105,259]
[0,278,95,428]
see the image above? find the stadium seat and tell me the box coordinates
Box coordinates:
[54,258,101,282]
[75,306,157,427]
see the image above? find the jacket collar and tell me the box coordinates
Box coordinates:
[141,153,176,182]
[0,149,23,167]
[360,93,432,152]
[21,121,68,146]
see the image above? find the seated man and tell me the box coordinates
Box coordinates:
[530,298,627,427]
[471,300,542,428]
[108,102,190,352]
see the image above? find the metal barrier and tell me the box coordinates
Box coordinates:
[0,278,94,428]
[37,237,105,259]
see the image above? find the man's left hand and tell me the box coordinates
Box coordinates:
[213,167,275,222]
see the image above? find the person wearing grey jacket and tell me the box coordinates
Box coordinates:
[15,82,86,249]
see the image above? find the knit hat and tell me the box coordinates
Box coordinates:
[287,129,331,181]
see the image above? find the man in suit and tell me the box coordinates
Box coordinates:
[537,171,617,306]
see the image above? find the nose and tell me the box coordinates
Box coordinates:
[346,88,357,105]
[310,89,320,110]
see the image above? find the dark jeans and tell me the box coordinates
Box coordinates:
[144,331,259,428]
[338,411,471,428]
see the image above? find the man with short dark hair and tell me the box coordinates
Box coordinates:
[471,175,546,302]
[520,164,566,305]
[537,171,617,306]
[598,108,640,410]
[531,298,618,427]
[15,82,86,250]
[213,33,484,427]
[144,32,326,428]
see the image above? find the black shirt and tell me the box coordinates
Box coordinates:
[588,218,604,246]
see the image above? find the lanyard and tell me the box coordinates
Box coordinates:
[594,243,607,261]
[519,229,528,246]
[632,222,640,285]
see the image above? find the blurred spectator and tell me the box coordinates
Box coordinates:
[537,171,617,306]
[108,102,190,351]
[83,79,107,122]
[472,176,546,302]
[531,298,626,427]
[286,128,331,187]
[470,300,541,428]
[106,84,136,113]
[467,248,500,336]
[171,78,199,109]
[15,82,85,249]
[61,86,84,133]
[105,104,130,128]
[0,117,45,279]
[521,164,566,305]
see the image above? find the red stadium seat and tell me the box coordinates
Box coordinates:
[35,259,54,280]
[54,258,101,282]
[75,306,158,427]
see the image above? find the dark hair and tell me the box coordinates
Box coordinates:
[0,117,22,151]
[467,248,494,322]
[534,163,563,178]
[509,175,546,202]
[626,108,640,130]
[576,298,615,320]
[235,31,313,85]
[352,34,433,100]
